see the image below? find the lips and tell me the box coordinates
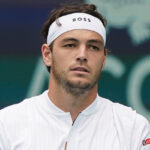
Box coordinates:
[71,67,89,73]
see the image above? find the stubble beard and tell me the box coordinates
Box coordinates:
[51,61,102,97]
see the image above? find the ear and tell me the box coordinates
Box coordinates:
[41,44,52,67]
[102,52,107,70]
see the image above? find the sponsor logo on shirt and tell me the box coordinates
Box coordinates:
[142,138,150,146]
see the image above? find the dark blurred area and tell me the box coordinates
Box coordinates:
[0,0,82,54]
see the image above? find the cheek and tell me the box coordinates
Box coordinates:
[92,55,105,65]
[92,56,106,71]
[52,53,71,70]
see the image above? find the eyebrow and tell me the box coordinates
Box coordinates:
[61,38,104,45]
[87,39,104,45]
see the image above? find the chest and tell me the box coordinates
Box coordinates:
[10,113,121,150]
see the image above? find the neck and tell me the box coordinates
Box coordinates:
[48,77,97,122]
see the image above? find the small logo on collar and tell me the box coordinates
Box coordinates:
[142,138,150,146]
[72,17,91,22]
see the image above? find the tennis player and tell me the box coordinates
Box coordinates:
[0,3,150,150]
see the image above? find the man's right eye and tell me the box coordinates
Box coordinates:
[63,44,76,48]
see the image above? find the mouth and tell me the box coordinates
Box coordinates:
[70,67,89,73]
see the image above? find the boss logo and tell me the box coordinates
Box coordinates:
[72,17,91,22]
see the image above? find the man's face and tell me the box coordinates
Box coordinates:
[49,29,107,95]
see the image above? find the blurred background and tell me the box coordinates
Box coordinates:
[0,0,150,120]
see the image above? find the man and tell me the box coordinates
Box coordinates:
[0,3,150,150]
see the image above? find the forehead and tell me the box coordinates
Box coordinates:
[54,29,104,43]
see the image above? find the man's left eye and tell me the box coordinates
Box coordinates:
[89,46,99,51]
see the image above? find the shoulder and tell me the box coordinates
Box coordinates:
[0,91,46,124]
[98,96,150,149]
[0,91,48,149]
[112,101,149,134]
[111,100,149,130]
[99,96,146,124]
[97,96,149,134]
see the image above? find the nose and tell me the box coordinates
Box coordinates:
[76,46,88,63]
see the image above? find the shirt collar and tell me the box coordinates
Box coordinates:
[43,90,100,116]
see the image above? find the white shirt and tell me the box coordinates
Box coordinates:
[0,90,150,150]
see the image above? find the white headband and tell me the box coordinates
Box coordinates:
[47,13,106,45]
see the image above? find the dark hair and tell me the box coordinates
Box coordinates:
[41,3,107,72]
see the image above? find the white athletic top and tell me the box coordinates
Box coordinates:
[0,90,150,150]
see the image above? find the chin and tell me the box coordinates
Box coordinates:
[68,80,91,88]
[71,79,89,85]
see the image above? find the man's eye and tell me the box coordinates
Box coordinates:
[89,45,100,51]
[64,44,76,48]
